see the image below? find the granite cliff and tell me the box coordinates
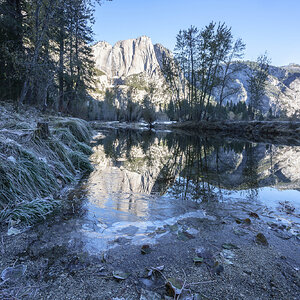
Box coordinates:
[92,36,300,117]
[213,63,300,117]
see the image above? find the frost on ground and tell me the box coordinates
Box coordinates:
[0,102,93,225]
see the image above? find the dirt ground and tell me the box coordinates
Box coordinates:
[0,199,299,300]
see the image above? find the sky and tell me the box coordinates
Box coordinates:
[93,0,300,66]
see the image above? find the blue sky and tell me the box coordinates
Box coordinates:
[94,0,300,66]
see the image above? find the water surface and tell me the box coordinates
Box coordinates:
[68,129,299,253]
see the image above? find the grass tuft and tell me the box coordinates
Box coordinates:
[0,198,60,224]
[53,118,92,143]
[69,150,93,173]
[0,110,93,225]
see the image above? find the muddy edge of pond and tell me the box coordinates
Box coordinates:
[0,200,299,299]
[162,121,300,145]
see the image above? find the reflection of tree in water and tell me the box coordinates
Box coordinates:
[167,135,219,202]
[97,130,275,203]
[242,143,259,200]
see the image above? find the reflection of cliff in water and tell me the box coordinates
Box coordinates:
[87,130,185,216]
[88,130,300,206]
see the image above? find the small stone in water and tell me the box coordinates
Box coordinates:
[244,218,251,225]
[256,233,268,246]
[249,212,259,218]
[141,245,151,255]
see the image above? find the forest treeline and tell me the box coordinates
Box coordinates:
[96,22,272,123]
[163,23,271,121]
[1,1,271,122]
[0,0,110,117]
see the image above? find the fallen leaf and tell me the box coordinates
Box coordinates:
[244,218,251,225]
[166,277,183,297]
[113,271,130,280]
[256,233,268,246]
[146,265,164,277]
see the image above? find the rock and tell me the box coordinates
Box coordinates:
[244,218,251,225]
[1,264,27,282]
[93,36,162,78]
[256,233,269,246]
[141,244,151,255]
[249,212,259,218]
[92,37,300,118]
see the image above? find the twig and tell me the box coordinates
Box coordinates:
[187,280,217,285]
[177,268,187,300]
[12,259,18,267]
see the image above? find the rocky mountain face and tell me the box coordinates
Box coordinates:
[92,36,300,117]
[214,63,300,117]
[92,36,171,109]
[93,36,162,78]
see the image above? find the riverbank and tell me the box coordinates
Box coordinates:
[166,120,300,144]
[0,102,93,226]
[90,120,300,145]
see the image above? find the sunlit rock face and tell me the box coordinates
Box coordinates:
[93,36,163,78]
[92,36,171,107]
[213,63,300,117]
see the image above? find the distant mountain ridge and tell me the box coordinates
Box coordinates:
[92,36,300,117]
